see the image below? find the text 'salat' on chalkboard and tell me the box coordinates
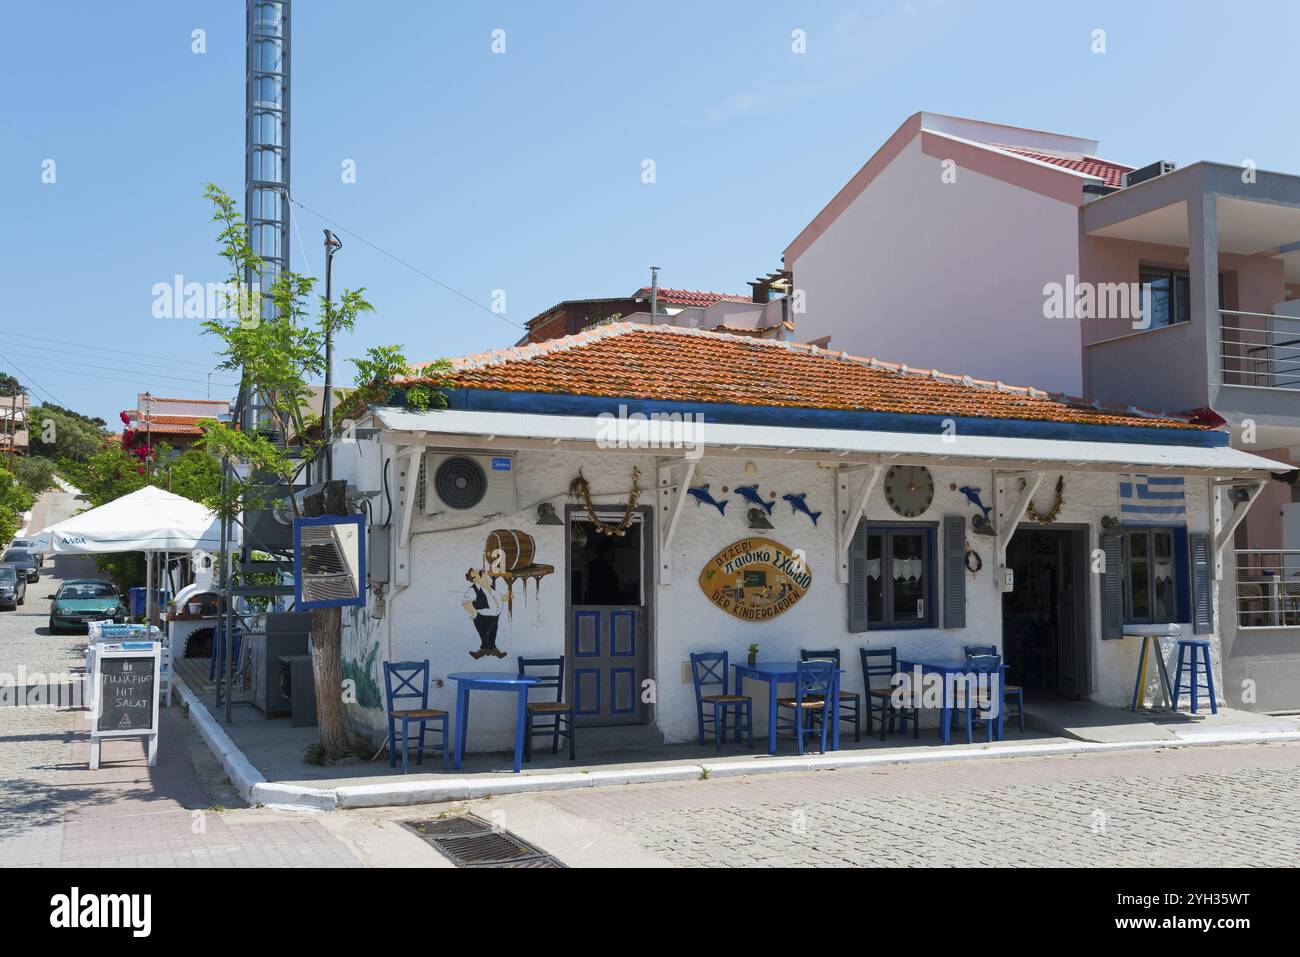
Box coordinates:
[98,657,157,733]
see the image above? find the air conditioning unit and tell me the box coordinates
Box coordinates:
[424,453,517,515]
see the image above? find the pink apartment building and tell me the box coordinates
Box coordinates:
[785,112,1300,710]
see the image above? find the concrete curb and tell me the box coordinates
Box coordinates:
[173,674,339,811]
[172,677,1300,811]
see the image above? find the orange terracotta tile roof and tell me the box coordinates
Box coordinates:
[134,414,208,436]
[407,324,1205,431]
[632,287,751,307]
[991,145,1132,188]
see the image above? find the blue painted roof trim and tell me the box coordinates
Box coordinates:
[436,388,1228,449]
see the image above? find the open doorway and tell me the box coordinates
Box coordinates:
[565,506,652,727]
[1001,526,1090,699]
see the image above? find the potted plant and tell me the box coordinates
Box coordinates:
[747,643,759,667]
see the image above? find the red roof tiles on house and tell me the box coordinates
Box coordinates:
[408,324,1204,431]
[992,145,1132,188]
[632,287,751,307]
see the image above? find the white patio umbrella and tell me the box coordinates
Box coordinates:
[28,486,227,625]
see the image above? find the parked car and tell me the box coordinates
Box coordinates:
[0,565,25,609]
[1,548,39,583]
[49,580,125,634]
[7,539,43,569]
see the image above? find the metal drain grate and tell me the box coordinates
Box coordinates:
[402,815,565,868]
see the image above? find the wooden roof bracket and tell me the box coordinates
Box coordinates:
[392,445,423,592]
[1213,478,1267,570]
[657,456,696,585]
[994,470,1043,577]
[835,464,883,584]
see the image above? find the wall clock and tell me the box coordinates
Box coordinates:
[883,465,934,518]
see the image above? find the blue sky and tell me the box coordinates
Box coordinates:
[4,0,1299,423]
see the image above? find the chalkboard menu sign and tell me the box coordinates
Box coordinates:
[98,656,157,734]
[89,642,160,770]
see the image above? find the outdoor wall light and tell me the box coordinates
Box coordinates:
[536,502,563,526]
[1100,515,1123,536]
[747,507,774,529]
[1227,486,1253,506]
[970,513,995,536]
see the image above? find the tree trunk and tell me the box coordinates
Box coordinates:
[303,480,354,758]
[309,606,352,758]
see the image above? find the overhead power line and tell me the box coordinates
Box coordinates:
[0,330,229,372]
[287,195,527,332]
[0,350,70,409]
[0,341,237,386]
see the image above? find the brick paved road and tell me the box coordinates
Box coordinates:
[495,743,1300,867]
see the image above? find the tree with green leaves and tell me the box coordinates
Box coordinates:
[28,404,108,463]
[197,183,442,759]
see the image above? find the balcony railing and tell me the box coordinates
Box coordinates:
[1221,309,1300,390]
[1235,549,1300,628]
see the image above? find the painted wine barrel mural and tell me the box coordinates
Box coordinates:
[484,528,537,572]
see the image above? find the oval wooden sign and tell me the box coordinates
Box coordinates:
[698,537,811,621]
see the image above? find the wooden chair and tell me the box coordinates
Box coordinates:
[690,652,753,751]
[518,656,575,761]
[383,660,448,772]
[800,648,860,742]
[859,646,919,741]
[964,644,1024,734]
[957,653,1003,743]
[777,660,836,754]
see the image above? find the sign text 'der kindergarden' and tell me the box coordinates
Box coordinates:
[698,537,811,621]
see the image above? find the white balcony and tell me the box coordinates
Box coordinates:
[1221,309,1300,390]
[1234,549,1300,628]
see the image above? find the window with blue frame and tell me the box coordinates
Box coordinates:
[861,524,935,629]
[1123,525,1190,624]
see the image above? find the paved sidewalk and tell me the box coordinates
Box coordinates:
[0,489,443,868]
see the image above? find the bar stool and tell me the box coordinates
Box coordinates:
[1171,639,1217,715]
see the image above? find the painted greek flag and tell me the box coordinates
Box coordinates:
[1119,473,1186,519]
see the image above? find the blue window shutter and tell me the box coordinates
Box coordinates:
[1101,534,1125,639]
[847,522,868,633]
[943,515,966,629]
[1190,532,1212,634]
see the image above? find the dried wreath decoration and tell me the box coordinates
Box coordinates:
[568,467,642,536]
[1021,475,1065,525]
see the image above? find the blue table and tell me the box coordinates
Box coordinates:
[733,661,842,755]
[898,658,1007,744]
[447,672,539,773]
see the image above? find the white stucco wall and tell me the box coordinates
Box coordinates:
[334,439,1223,751]
[791,137,1085,395]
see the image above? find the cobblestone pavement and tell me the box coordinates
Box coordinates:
[0,491,441,868]
[508,743,1300,867]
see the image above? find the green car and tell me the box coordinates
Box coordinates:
[49,580,126,634]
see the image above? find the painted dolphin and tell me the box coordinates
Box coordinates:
[735,484,774,515]
[687,484,728,516]
[958,485,992,519]
[782,493,821,526]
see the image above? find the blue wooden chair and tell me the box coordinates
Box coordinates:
[964,644,1024,733]
[518,656,576,761]
[800,648,860,742]
[690,652,753,752]
[957,653,1003,743]
[859,646,919,740]
[383,660,448,773]
[777,660,836,754]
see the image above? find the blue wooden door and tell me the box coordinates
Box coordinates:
[567,516,649,726]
